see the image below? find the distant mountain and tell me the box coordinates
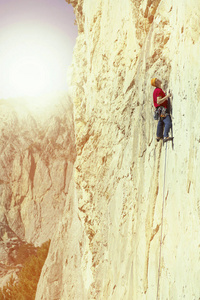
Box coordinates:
[0,94,75,287]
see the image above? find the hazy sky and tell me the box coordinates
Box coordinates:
[0,0,78,98]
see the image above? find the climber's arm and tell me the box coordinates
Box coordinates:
[157,93,171,105]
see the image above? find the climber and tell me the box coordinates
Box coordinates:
[151,78,172,142]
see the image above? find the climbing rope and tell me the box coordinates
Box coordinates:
[156,142,168,300]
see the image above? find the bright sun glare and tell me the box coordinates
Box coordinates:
[0,22,72,99]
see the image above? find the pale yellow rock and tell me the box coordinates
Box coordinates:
[0,95,75,252]
[36,0,200,299]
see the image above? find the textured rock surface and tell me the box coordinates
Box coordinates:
[0,95,75,286]
[0,95,75,246]
[36,0,200,299]
[0,221,38,288]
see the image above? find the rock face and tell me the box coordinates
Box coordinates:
[0,221,36,288]
[36,0,200,299]
[0,95,75,285]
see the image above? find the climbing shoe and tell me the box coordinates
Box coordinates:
[156,137,163,142]
[163,137,173,143]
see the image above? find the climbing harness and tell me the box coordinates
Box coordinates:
[156,141,168,300]
[153,106,168,120]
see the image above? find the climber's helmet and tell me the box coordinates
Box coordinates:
[151,78,162,87]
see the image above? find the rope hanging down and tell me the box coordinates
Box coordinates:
[156,142,168,300]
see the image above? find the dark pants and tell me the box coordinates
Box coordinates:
[157,115,172,138]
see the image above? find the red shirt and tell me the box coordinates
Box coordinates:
[153,88,168,108]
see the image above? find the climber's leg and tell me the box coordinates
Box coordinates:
[163,115,172,138]
[157,119,164,139]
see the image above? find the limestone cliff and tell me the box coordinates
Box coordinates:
[36,0,200,299]
[0,95,75,286]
